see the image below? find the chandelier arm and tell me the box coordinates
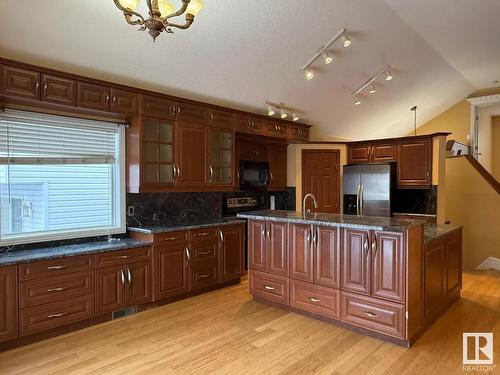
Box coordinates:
[113,0,145,25]
[165,17,194,30]
[162,0,190,21]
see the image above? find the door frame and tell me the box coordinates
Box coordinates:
[301,149,341,213]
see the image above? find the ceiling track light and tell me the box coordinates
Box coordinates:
[292,112,300,121]
[352,65,393,105]
[280,108,288,119]
[267,104,275,116]
[265,101,300,121]
[301,28,351,79]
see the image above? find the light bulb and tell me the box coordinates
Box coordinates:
[119,0,140,10]
[186,0,204,16]
[292,113,300,121]
[267,105,275,116]
[323,52,333,65]
[304,69,314,80]
[158,0,175,17]
[354,98,361,106]
[369,84,376,94]
[385,71,393,81]
[280,108,288,119]
[341,34,352,47]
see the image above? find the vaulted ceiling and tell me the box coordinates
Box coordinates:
[1,0,499,140]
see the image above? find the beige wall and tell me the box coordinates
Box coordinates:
[287,144,347,212]
[445,157,500,270]
[492,116,500,181]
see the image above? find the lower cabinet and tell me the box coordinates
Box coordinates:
[0,266,18,343]
[249,269,289,306]
[219,224,244,282]
[156,243,190,300]
[290,279,340,320]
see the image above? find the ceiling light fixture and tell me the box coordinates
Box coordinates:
[301,28,351,79]
[265,101,301,121]
[385,70,393,81]
[352,65,393,104]
[113,0,204,41]
[354,98,361,106]
[280,108,288,119]
[292,113,300,121]
[267,105,275,116]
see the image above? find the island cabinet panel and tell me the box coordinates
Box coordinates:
[290,224,313,283]
[371,231,405,303]
[0,65,40,100]
[248,220,267,272]
[41,73,76,106]
[0,266,18,343]
[249,269,289,306]
[267,222,289,277]
[341,229,371,295]
[445,232,462,294]
[176,122,208,187]
[290,279,340,320]
[397,138,432,188]
[314,226,340,288]
[155,243,190,300]
[219,225,244,282]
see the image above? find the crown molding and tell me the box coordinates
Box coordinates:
[467,94,500,107]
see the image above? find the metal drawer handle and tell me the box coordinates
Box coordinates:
[219,229,224,244]
[48,312,67,319]
[47,265,67,270]
[198,274,210,279]
[264,285,275,290]
[120,269,125,285]
[163,236,180,241]
[198,250,212,255]
[47,287,65,292]
[115,255,130,259]
[309,297,320,303]
[196,232,210,237]
[364,311,379,318]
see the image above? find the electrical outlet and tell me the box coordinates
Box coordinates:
[127,206,135,216]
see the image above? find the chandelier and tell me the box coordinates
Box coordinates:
[113,0,204,41]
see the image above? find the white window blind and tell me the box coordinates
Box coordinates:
[0,109,125,245]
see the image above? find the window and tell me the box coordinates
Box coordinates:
[0,109,125,245]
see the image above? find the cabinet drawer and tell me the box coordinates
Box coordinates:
[156,231,188,245]
[19,255,93,281]
[191,261,218,290]
[190,240,218,264]
[341,292,405,339]
[249,270,289,306]
[95,247,150,267]
[19,271,93,309]
[19,295,94,337]
[290,280,340,320]
[190,227,218,240]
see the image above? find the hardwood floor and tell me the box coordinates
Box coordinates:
[1,270,498,375]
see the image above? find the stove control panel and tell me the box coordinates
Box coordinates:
[227,197,257,208]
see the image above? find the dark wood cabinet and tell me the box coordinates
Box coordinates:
[236,115,265,135]
[110,88,138,115]
[290,279,340,320]
[237,140,268,162]
[0,65,40,100]
[156,243,190,300]
[341,228,371,295]
[77,81,110,112]
[126,260,151,306]
[265,121,287,139]
[41,73,76,106]
[348,143,371,163]
[95,265,124,315]
[0,266,18,343]
[397,138,432,187]
[268,144,287,191]
[219,225,244,282]
[372,143,396,162]
[176,122,208,187]
[248,220,267,272]
[248,220,288,277]
[141,95,177,120]
[209,128,234,186]
[290,224,313,283]
[288,125,310,143]
[208,109,234,129]
[314,226,340,288]
[348,142,396,164]
[371,231,405,303]
[177,102,209,125]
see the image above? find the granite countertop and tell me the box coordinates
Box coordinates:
[423,223,462,244]
[237,210,424,232]
[127,218,247,234]
[0,238,153,267]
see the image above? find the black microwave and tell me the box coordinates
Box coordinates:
[239,160,269,190]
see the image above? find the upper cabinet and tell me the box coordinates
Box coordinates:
[348,142,396,164]
[77,82,110,112]
[268,144,287,191]
[397,138,432,188]
[41,74,76,106]
[142,95,177,120]
[288,125,310,143]
[1,65,41,100]
[236,115,265,136]
[110,88,138,115]
[177,102,210,125]
[209,128,234,186]
[176,122,208,187]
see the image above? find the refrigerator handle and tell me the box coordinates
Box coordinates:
[360,185,364,216]
[356,184,361,216]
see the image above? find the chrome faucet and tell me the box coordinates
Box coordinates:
[302,193,318,213]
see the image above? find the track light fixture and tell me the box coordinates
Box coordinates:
[280,108,288,119]
[292,112,300,121]
[267,105,275,116]
[265,101,300,121]
[352,65,394,105]
[301,28,352,80]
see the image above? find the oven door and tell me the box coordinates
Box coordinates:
[239,161,269,189]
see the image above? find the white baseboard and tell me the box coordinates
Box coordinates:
[475,257,500,271]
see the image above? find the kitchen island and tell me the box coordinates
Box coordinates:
[237,210,462,347]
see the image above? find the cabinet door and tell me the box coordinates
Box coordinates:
[0,265,17,343]
[371,143,396,162]
[110,88,138,115]
[348,144,371,164]
[156,244,189,300]
[177,102,209,125]
[142,117,176,187]
[95,265,124,315]
[126,260,151,306]
[341,228,371,295]
[265,121,287,139]
[397,138,432,187]
[219,225,244,282]
[1,65,40,100]
[209,109,234,129]
[268,144,287,191]
[41,73,76,106]
[424,238,445,320]
[371,231,405,303]
[248,220,267,272]
[176,122,208,187]
[236,115,264,135]
[445,230,462,294]
[238,141,257,161]
[142,95,177,120]
[253,142,269,162]
[77,82,110,111]
[289,224,313,282]
[267,221,288,277]
[288,125,309,143]
[314,226,340,288]
[209,128,234,186]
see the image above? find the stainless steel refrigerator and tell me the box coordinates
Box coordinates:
[343,164,395,217]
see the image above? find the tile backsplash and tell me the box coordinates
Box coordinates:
[392,186,438,215]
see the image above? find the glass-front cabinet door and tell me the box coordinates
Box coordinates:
[209,128,233,185]
[142,117,175,186]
